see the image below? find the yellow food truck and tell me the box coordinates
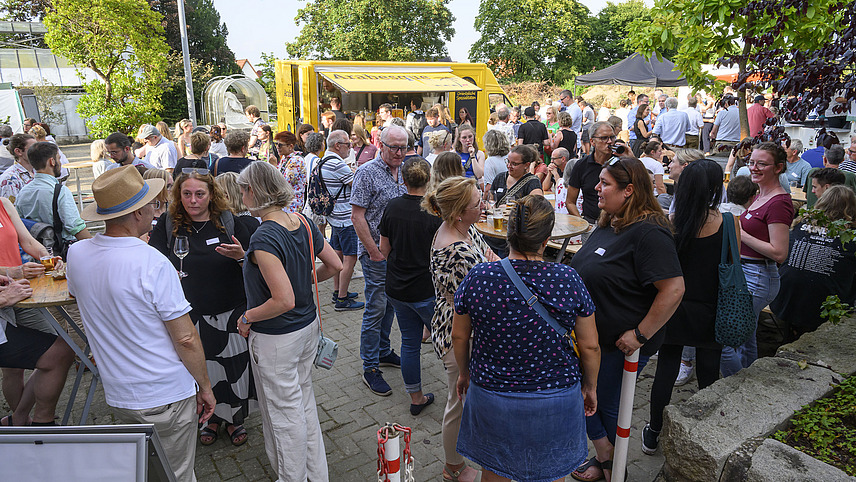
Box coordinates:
[274,60,511,142]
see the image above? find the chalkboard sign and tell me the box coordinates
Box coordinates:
[455,90,478,129]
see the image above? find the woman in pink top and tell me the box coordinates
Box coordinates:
[720,142,794,376]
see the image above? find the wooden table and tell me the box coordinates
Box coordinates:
[476,212,590,262]
[64,160,94,211]
[790,186,807,203]
[15,275,99,425]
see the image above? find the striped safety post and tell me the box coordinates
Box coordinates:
[377,423,414,482]
[612,348,640,481]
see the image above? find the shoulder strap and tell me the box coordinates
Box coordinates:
[721,212,740,264]
[500,258,576,353]
[213,157,221,177]
[52,182,63,243]
[220,210,235,239]
[165,214,173,248]
[296,213,324,334]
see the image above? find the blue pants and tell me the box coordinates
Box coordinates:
[720,261,780,377]
[359,255,395,371]
[388,296,434,393]
[585,348,649,445]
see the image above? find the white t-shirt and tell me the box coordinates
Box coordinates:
[143,136,179,170]
[614,108,630,131]
[483,155,508,187]
[209,141,228,158]
[67,235,195,410]
[554,178,567,214]
[639,155,666,195]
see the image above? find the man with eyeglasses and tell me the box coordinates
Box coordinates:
[104,132,150,175]
[559,90,582,143]
[350,125,408,396]
[543,147,573,214]
[567,121,617,223]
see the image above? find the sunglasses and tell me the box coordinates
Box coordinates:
[182,167,210,175]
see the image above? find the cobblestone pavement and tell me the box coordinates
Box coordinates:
[1,144,700,481]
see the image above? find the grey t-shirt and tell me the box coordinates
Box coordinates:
[244,219,324,335]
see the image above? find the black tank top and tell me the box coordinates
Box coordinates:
[557,128,577,154]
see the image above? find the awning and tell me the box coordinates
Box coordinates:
[317,71,480,93]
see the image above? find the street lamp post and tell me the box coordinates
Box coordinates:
[177,0,196,126]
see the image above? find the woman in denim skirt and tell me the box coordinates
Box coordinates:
[452,195,601,482]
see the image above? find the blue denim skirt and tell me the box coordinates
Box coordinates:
[456,382,588,482]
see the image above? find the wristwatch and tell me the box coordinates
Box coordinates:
[240,314,250,325]
[634,327,648,344]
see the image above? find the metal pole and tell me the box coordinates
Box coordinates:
[177,0,196,126]
[612,348,640,481]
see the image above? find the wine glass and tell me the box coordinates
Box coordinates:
[174,236,189,278]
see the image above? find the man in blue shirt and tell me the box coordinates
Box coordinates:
[15,142,91,244]
[627,94,650,143]
[783,139,812,188]
[652,98,691,147]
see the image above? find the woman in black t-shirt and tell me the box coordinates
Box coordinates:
[488,145,544,257]
[149,170,257,447]
[379,158,442,416]
[570,156,684,482]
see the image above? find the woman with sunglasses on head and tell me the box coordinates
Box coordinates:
[720,142,793,377]
[149,169,257,448]
[174,132,215,180]
[642,159,733,456]
[570,156,684,482]
[452,194,600,482]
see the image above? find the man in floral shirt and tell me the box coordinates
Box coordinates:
[0,134,36,202]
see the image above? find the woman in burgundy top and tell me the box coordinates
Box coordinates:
[720,142,794,376]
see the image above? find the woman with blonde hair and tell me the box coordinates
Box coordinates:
[431,151,464,188]
[215,171,253,217]
[90,139,115,178]
[351,124,378,167]
[149,169,258,448]
[156,121,172,140]
[426,129,453,164]
[174,119,193,158]
[423,176,497,482]
[236,161,342,481]
[482,129,509,195]
[545,105,560,135]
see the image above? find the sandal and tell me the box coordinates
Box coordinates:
[570,456,604,482]
[442,463,478,482]
[599,460,629,482]
[199,425,218,446]
[0,414,13,426]
[227,424,248,446]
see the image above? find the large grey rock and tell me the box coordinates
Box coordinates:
[745,439,855,481]
[661,357,843,481]
[776,316,856,376]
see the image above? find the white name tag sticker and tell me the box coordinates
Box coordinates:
[595,247,606,256]
[744,213,752,220]
[0,220,3,228]
[206,237,220,246]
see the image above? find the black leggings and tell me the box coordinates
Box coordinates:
[648,344,722,431]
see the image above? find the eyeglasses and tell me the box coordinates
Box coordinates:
[608,156,630,176]
[592,135,617,142]
[182,167,210,175]
[336,141,352,147]
[507,160,525,167]
[747,161,773,168]
[147,200,162,211]
[275,142,291,149]
[382,141,407,153]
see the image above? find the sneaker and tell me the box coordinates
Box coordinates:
[331,291,359,303]
[362,368,392,396]
[674,362,694,387]
[378,351,401,368]
[335,299,365,311]
[641,423,660,455]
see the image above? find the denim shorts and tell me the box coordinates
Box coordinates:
[457,382,588,482]
[330,224,357,256]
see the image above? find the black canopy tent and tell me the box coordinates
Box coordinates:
[575,53,688,88]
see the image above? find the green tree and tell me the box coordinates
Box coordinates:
[160,51,214,125]
[286,0,455,61]
[256,52,277,115]
[627,0,840,140]
[469,0,591,84]
[44,0,169,137]
[0,0,50,47]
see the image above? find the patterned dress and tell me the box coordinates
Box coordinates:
[278,152,307,213]
[429,225,490,359]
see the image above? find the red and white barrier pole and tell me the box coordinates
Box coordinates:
[612,349,639,481]
[377,423,413,482]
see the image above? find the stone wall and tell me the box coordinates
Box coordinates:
[657,317,856,481]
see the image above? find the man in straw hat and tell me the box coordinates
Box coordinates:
[67,166,215,482]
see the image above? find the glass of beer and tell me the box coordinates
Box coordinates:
[493,214,504,231]
[40,247,54,270]
[724,171,731,182]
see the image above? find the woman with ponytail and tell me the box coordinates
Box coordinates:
[452,194,601,482]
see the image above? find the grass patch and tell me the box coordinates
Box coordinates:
[772,375,856,475]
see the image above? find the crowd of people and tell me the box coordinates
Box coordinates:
[0,88,854,482]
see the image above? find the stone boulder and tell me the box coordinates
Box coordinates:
[745,439,855,481]
[776,316,856,376]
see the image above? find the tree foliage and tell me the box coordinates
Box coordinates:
[256,52,277,115]
[722,0,854,122]
[286,0,455,62]
[18,80,68,127]
[627,0,839,139]
[160,51,214,125]
[44,0,169,137]
[469,0,590,85]
[0,0,50,47]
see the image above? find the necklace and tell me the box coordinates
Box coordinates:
[191,220,209,234]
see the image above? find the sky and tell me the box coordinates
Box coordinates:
[215,0,621,69]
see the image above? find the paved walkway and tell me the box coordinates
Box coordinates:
[1,144,701,481]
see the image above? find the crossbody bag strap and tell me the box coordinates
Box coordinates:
[296,213,323,334]
[500,257,576,353]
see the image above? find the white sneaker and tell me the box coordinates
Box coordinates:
[674,362,693,386]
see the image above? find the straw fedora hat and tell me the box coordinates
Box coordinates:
[82,165,165,221]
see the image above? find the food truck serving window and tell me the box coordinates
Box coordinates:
[317,71,483,93]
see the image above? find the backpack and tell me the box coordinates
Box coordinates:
[408,111,428,145]
[307,155,345,216]
[21,183,68,259]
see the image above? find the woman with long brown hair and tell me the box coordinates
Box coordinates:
[149,169,258,448]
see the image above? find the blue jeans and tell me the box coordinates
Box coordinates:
[359,255,395,371]
[585,349,650,445]
[720,261,780,377]
[388,296,434,393]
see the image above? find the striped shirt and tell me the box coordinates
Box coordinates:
[320,150,354,227]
